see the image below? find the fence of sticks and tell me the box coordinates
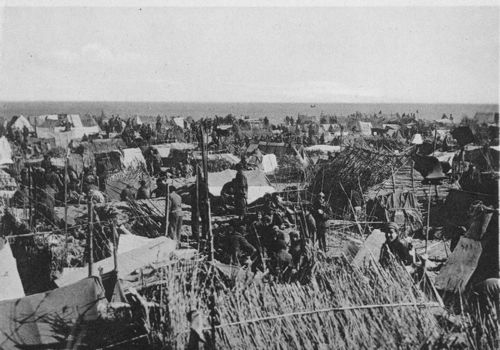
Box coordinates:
[309,146,411,214]
[141,258,444,349]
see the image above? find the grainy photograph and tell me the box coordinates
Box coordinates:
[0,1,498,349]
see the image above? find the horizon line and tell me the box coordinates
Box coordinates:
[1,100,498,105]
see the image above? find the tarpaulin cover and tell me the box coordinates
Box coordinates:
[0,136,13,166]
[10,115,34,133]
[305,145,341,153]
[0,241,24,301]
[411,134,423,145]
[357,121,373,136]
[122,148,146,168]
[207,169,275,203]
[366,191,423,237]
[56,237,177,287]
[173,117,184,128]
[0,276,105,349]
[262,154,278,174]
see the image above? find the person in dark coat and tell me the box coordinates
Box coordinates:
[227,225,256,266]
[233,165,248,218]
[120,184,136,201]
[152,177,167,197]
[136,180,150,199]
[313,192,330,251]
[271,239,293,278]
[379,222,413,267]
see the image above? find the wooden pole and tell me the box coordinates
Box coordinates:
[64,153,69,262]
[410,160,415,191]
[88,197,94,277]
[425,183,432,255]
[432,127,437,156]
[201,123,216,350]
[28,166,32,229]
[391,166,396,193]
[164,184,170,238]
[112,221,118,272]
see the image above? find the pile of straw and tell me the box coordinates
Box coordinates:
[146,259,441,349]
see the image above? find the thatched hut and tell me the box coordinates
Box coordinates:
[309,146,411,212]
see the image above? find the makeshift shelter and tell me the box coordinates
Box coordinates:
[256,141,296,156]
[357,121,373,136]
[7,115,34,133]
[365,191,423,237]
[305,145,341,154]
[207,168,276,203]
[261,154,278,174]
[311,146,410,210]
[173,117,185,128]
[411,133,423,145]
[0,277,106,349]
[34,115,101,147]
[473,112,499,125]
[122,147,147,168]
[0,241,25,301]
[56,237,177,287]
[0,136,13,166]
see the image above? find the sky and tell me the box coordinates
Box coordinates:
[0,5,498,103]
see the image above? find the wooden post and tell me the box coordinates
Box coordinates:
[164,184,170,238]
[112,222,118,272]
[410,160,415,191]
[64,153,69,261]
[432,127,437,156]
[200,126,214,262]
[425,183,432,255]
[28,166,32,229]
[391,166,396,193]
[88,197,94,277]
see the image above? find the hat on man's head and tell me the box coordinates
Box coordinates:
[385,222,399,232]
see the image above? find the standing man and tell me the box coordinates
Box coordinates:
[168,186,183,243]
[313,192,330,251]
[233,164,248,218]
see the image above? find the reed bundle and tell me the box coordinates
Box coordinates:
[146,259,442,349]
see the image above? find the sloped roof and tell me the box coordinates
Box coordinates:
[207,168,275,203]
[0,277,105,349]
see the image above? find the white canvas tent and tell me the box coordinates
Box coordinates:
[0,137,13,166]
[0,242,25,301]
[121,148,146,168]
[357,121,373,136]
[262,154,278,174]
[411,134,423,145]
[207,168,276,203]
[10,115,34,133]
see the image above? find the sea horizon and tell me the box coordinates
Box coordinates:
[1,101,498,124]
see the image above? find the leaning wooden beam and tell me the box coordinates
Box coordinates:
[199,301,442,332]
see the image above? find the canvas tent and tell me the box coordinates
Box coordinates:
[0,136,13,166]
[262,154,278,174]
[357,121,373,136]
[207,168,276,203]
[173,117,185,128]
[56,236,177,287]
[122,147,147,168]
[35,114,101,147]
[0,241,24,301]
[8,115,34,133]
[0,277,106,349]
[411,133,423,145]
[305,145,341,154]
